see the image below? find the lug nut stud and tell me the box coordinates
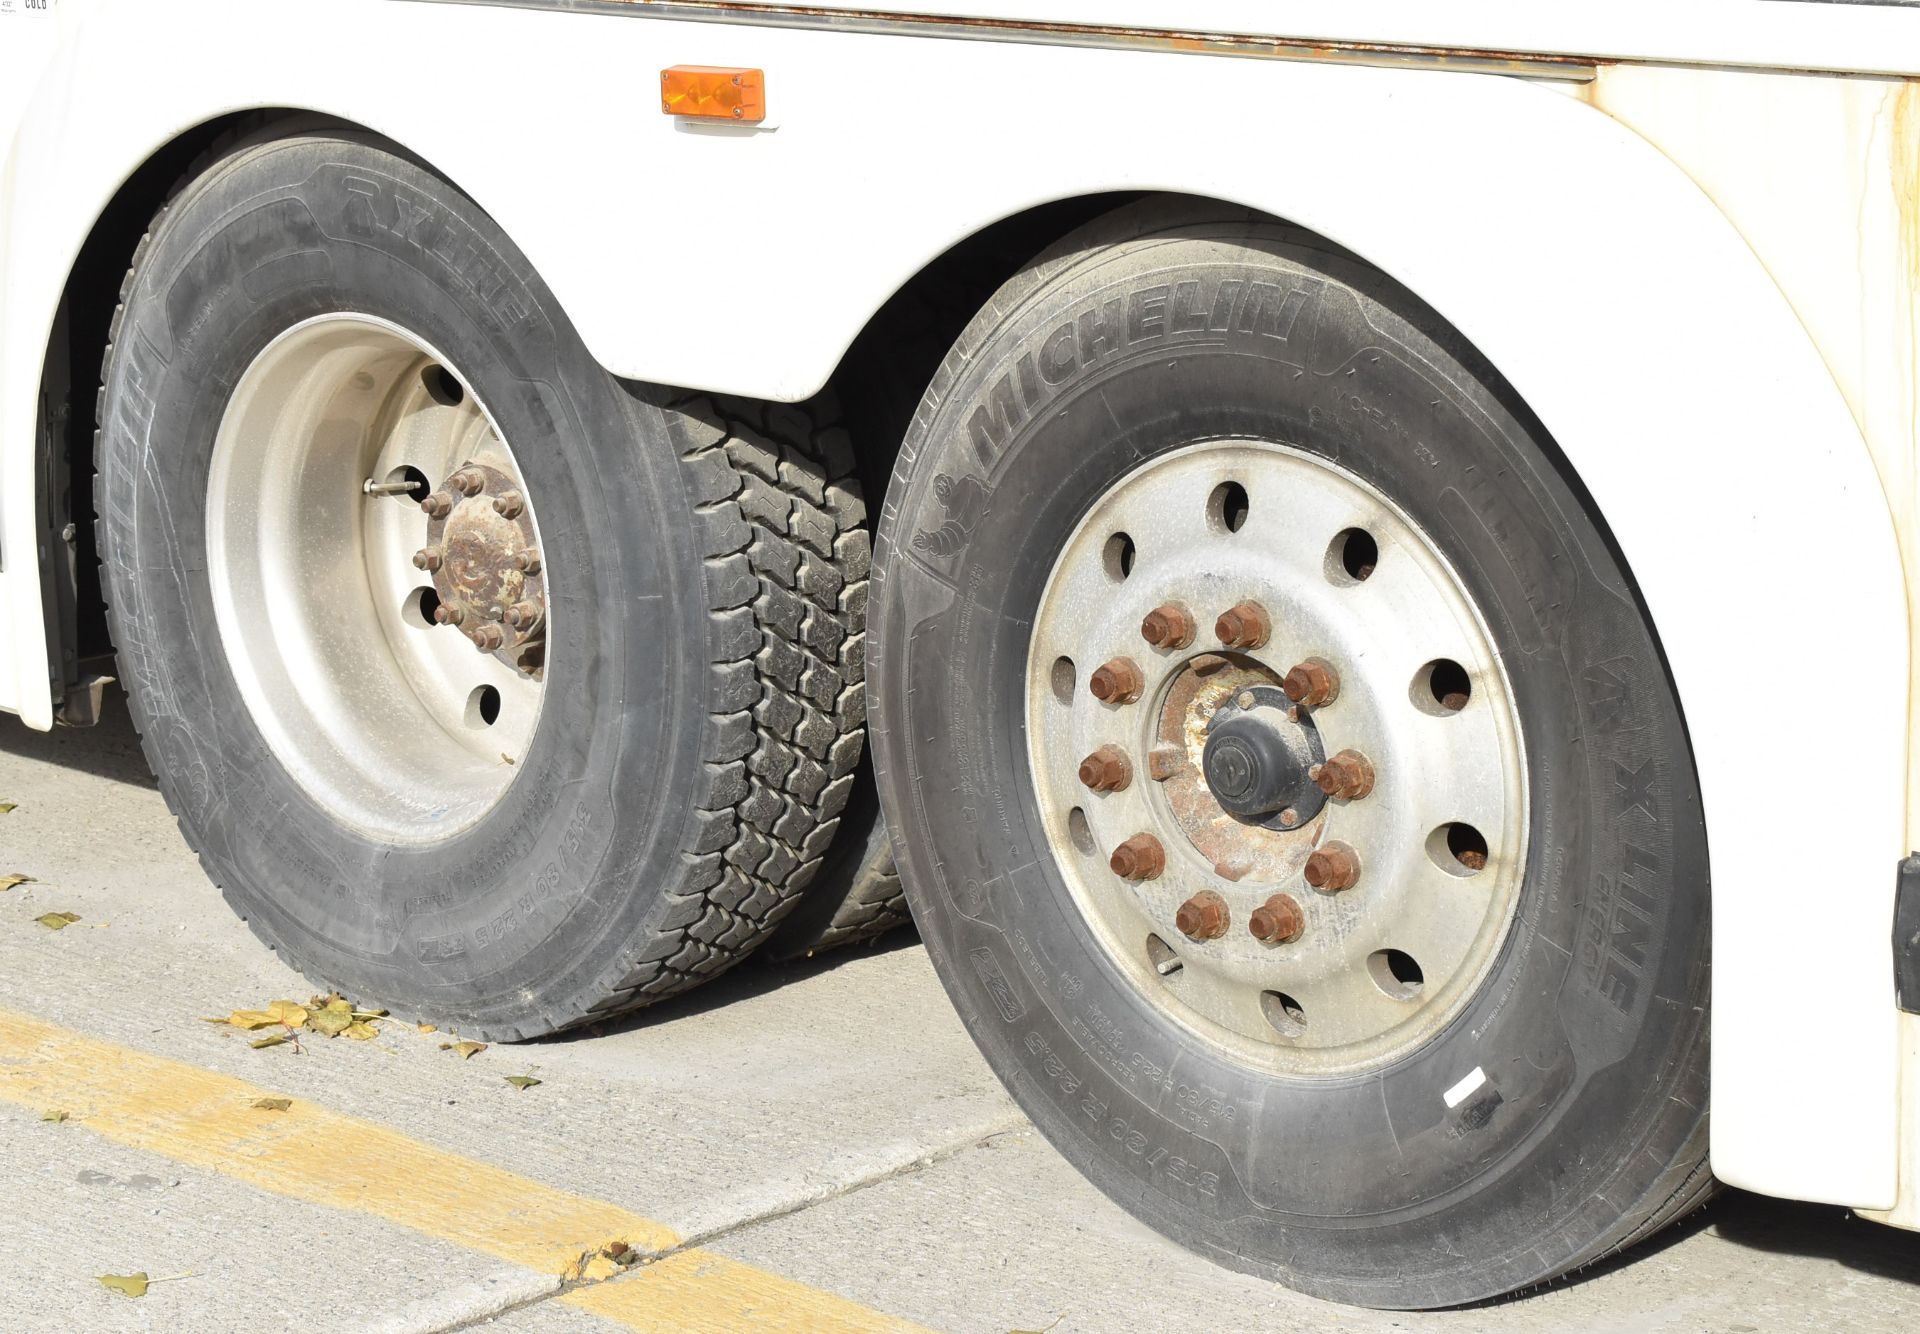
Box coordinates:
[1310,749,1376,801]
[492,490,526,519]
[514,550,542,575]
[1281,658,1338,708]
[412,548,442,572]
[1213,858,1250,882]
[1147,745,1185,782]
[1176,890,1230,942]
[432,604,465,627]
[471,624,506,652]
[1078,745,1132,793]
[1248,893,1305,944]
[1140,602,1197,650]
[1089,656,1145,705]
[1214,600,1271,650]
[449,468,486,497]
[1109,833,1166,881]
[420,491,455,519]
[1303,841,1362,892]
[504,600,544,632]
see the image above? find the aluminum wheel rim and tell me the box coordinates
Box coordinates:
[1026,441,1528,1077]
[207,315,549,844]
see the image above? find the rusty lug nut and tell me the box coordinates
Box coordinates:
[1176,890,1231,942]
[1214,600,1272,650]
[513,549,542,575]
[1089,656,1145,705]
[412,547,443,572]
[1139,602,1197,650]
[1147,745,1185,782]
[470,624,506,652]
[1303,841,1362,892]
[1077,745,1132,793]
[503,600,544,632]
[431,603,465,627]
[1281,658,1339,708]
[419,491,455,520]
[1310,749,1377,801]
[1109,833,1166,882]
[491,490,526,519]
[1213,858,1250,883]
[448,468,487,497]
[1248,893,1306,944]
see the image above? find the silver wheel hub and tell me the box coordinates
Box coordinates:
[207,315,548,845]
[1027,442,1527,1077]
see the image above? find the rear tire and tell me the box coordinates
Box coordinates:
[95,132,868,1039]
[869,200,1710,1307]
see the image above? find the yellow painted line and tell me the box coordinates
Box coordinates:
[566,1250,928,1331]
[0,1007,927,1331]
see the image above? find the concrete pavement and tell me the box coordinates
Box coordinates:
[0,693,1916,1332]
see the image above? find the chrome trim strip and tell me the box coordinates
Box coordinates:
[408,0,1600,82]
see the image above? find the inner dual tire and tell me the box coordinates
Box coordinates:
[870,201,1711,1307]
[95,132,869,1039]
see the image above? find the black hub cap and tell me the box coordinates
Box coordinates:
[1203,686,1328,826]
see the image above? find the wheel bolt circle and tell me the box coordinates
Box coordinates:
[1248,893,1305,943]
[412,548,442,572]
[1109,832,1166,881]
[1311,749,1376,800]
[1140,602,1196,650]
[471,624,506,652]
[420,491,455,519]
[492,490,526,519]
[1176,890,1230,941]
[1281,658,1338,708]
[1077,745,1132,793]
[1303,841,1361,892]
[1214,600,1271,650]
[1089,657,1145,705]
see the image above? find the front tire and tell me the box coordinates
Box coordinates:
[869,201,1710,1307]
[95,132,869,1039]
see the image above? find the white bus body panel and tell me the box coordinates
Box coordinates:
[0,0,1908,1209]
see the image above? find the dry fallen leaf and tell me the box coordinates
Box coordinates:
[341,1022,378,1041]
[35,911,80,931]
[249,1034,290,1050]
[97,1273,148,1298]
[504,1075,541,1091]
[0,802,16,815]
[41,1109,68,1123]
[454,1041,486,1060]
[308,1004,352,1038]
[251,1097,291,1112]
[0,874,33,891]
[417,1023,438,1035]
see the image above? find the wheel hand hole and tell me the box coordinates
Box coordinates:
[1050,656,1076,704]
[1428,822,1489,876]
[1102,532,1136,582]
[1068,806,1095,855]
[1261,990,1307,1039]
[405,586,441,629]
[421,363,466,407]
[1413,658,1472,714]
[1146,933,1183,977]
[465,684,502,729]
[1208,480,1250,534]
[384,465,432,503]
[1368,949,1425,1001]
[1327,527,1379,584]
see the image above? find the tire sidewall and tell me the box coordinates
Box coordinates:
[871,208,1708,1305]
[99,135,709,1031]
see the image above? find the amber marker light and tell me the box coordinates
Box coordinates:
[661,66,767,122]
